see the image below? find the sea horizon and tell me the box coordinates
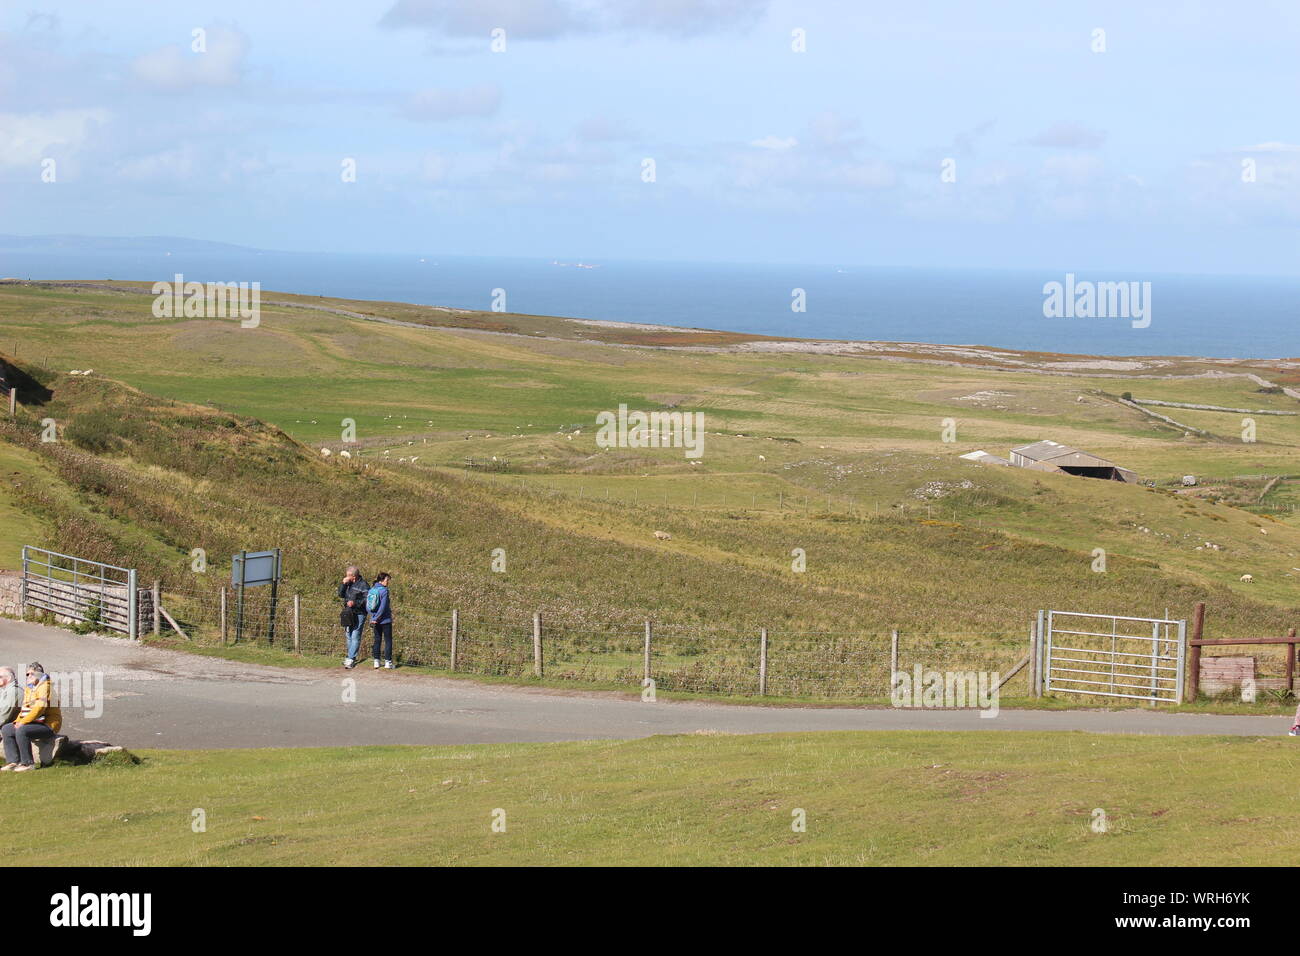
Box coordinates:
[4,242,1298,361]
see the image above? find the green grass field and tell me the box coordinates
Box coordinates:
[4,731,1298,866]
[2,280,1299,695]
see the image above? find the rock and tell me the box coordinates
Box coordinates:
[50,738,139,766]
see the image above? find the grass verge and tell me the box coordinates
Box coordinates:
[3,730,1297,865]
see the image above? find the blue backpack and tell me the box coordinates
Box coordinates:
[366,586,383,614]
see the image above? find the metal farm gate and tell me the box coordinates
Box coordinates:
[21,546,140,640]
[1043,610,1185,704]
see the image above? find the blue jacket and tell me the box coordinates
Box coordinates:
[367,583,392,625]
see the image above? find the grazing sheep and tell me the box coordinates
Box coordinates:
[1241,574,1254,583]
[653,531,672,540]
[339,450,352,459]
[320,448,331,456]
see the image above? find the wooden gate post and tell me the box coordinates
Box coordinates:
[759,628,769,696]
[890,629,899,683]
[1188,602,1205,701]
[532,613,543,678]
[151,581,161,636]
[220,586,227,644]
[643,620,652,683]
[1028,622,1037,697]
[1287,627,1297,694]
[450,609,459,671]
[293,593,301,654]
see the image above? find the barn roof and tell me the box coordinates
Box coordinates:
[959,450,1011,466]
[1011,440,1118,469]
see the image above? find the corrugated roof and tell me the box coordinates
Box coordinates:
[1011,440,1117,468]
[960,450,1011,466]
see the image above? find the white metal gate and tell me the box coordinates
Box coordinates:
[1043,610,1185,704]
[21,546,139,640]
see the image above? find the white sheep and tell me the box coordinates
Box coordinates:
[654,531,672,540]
[320,448,332,456]
[339,450,352,459]
[1241,574,1254,583]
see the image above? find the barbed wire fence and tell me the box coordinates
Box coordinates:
[148,581,1035,700]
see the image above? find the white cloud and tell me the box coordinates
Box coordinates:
[1026,123,1106,150]
[402,85,501,121]
[750,135,797,150]
[0,108,109,167]
[574,116,635,142]
[420,151,453,182]
[381,0,769,39]
[131,25,249,91]
[115,144,202,182]
[1043,153,1104,185]
[1238,142,1300,153]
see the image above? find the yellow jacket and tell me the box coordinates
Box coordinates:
[15,676,61,732]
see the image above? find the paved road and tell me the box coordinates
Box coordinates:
[0,617,1288,748]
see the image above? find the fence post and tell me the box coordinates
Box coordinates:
[127,569,138,642]
[759,628,768,696]
[1028,622,1037,697]
[152,580,161,637]
[293,593,301,654]
[7,386,15,417]
[643,620,653,683]
[1188,601,1205,701]
[450,609,459,671]
[19,545,27,620]
[220,586,227,645]
[533,613,543,678]
[1287,627,1297,694]
[890,629,898,683]
[1035,610,1045,697]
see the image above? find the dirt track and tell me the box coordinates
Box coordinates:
[0,617,1287,748]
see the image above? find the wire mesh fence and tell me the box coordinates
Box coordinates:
[146,582,1037,700]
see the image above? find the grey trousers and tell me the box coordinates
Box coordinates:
[1,721,55,766]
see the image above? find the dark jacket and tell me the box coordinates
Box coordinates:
[338,576,369,627]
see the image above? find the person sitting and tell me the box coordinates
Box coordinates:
[1,662,63,772]
[0,668,19,725]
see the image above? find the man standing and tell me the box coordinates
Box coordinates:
[337,566,370,669]
[367,572,394,669]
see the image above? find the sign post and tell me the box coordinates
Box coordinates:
[231,549,282,645]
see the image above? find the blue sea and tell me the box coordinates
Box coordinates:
[3,248,1297,359]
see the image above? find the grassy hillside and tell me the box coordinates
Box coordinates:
[1,280,1298,695]
[7,731,1300,866]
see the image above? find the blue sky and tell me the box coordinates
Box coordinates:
[2,0,1298,273]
